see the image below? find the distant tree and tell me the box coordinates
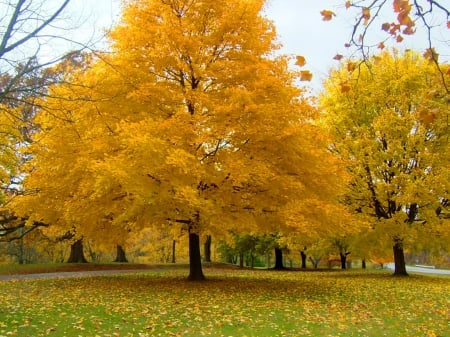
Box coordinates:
[320,50,450,275]
[0,0,97,240]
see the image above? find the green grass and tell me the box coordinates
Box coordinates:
[0,266,449,337]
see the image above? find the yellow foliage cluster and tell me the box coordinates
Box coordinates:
[320,50,450,252]
[10,0,349,252]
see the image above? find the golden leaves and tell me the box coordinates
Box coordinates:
[296,55,312,81]
[346,61,357,72]
[340,81,351,93]
[423,48,439,62]
[295,55,306,67]
[320,9,335,21]
[362,7,371,25]
[300,70,313,81]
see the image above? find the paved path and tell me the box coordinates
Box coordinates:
[2,264,449,282]
[385,263,450,275]
[0,269,153,282]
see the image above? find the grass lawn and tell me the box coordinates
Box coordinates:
[0,265,449,337]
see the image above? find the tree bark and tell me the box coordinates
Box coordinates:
[67,239,88,263]
[113,245,128,263]
[393,238,408,276]
[362,257,366,269]
[300,250,307,269]
[273,248,285,270]
[239,252,244,268]
[171,240,176,263]
[187,231,205,281]
[204,235,212,262]
[340,252,350,269]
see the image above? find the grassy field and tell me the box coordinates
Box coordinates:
[0,265,449,337]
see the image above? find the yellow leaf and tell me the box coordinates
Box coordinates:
[320,10,335,21]
[295,55,306,67]
[300,70,313,81]
[362,8,371,20]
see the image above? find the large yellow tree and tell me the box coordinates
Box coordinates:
[320,50,450,275]
[14,0,347,279]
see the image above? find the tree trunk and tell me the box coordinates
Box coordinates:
[273,248,285,270]
[300,250,307,268]
[67,239,88,263]
[309,256,320,269]
[171,240,176,263]
[113,245,128,263]
[340,252,347,269]
[362,257,366,269]
[393,239,408,276]
[239,252,244,268]
[204,235,212,262]
[187,231,205,281]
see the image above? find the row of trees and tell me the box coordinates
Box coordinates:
[0,0,449,279]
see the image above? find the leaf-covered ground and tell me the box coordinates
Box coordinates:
[0,267,449,337]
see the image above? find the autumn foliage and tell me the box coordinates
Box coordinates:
[11,0,347,278]
[320,50,450,274]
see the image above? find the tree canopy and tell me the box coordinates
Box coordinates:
[320,49,450,275]
[12,0,348,279]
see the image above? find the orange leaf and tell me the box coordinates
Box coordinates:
[381,22,391,31]
[345,1,351,9]
[390,24,401,35]
[396,34,404,42]
[447,20,450,29]
[320,10,335,21]
[423,48,439,61]
[398,11,413,27]
[300,70,313,81]
[378,42,385,49]
[333,54,343,61]
[393,0,407,13]
[295,55,306,67]
[347,61,357,72]
[340,81,351,93]
[403,26,415,35]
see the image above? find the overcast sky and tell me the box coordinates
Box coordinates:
[66,0,449,93]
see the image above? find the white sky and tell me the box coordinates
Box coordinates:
[65,0,449,93]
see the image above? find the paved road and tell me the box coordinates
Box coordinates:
[0,269,153,282]
[385,263,450,275]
